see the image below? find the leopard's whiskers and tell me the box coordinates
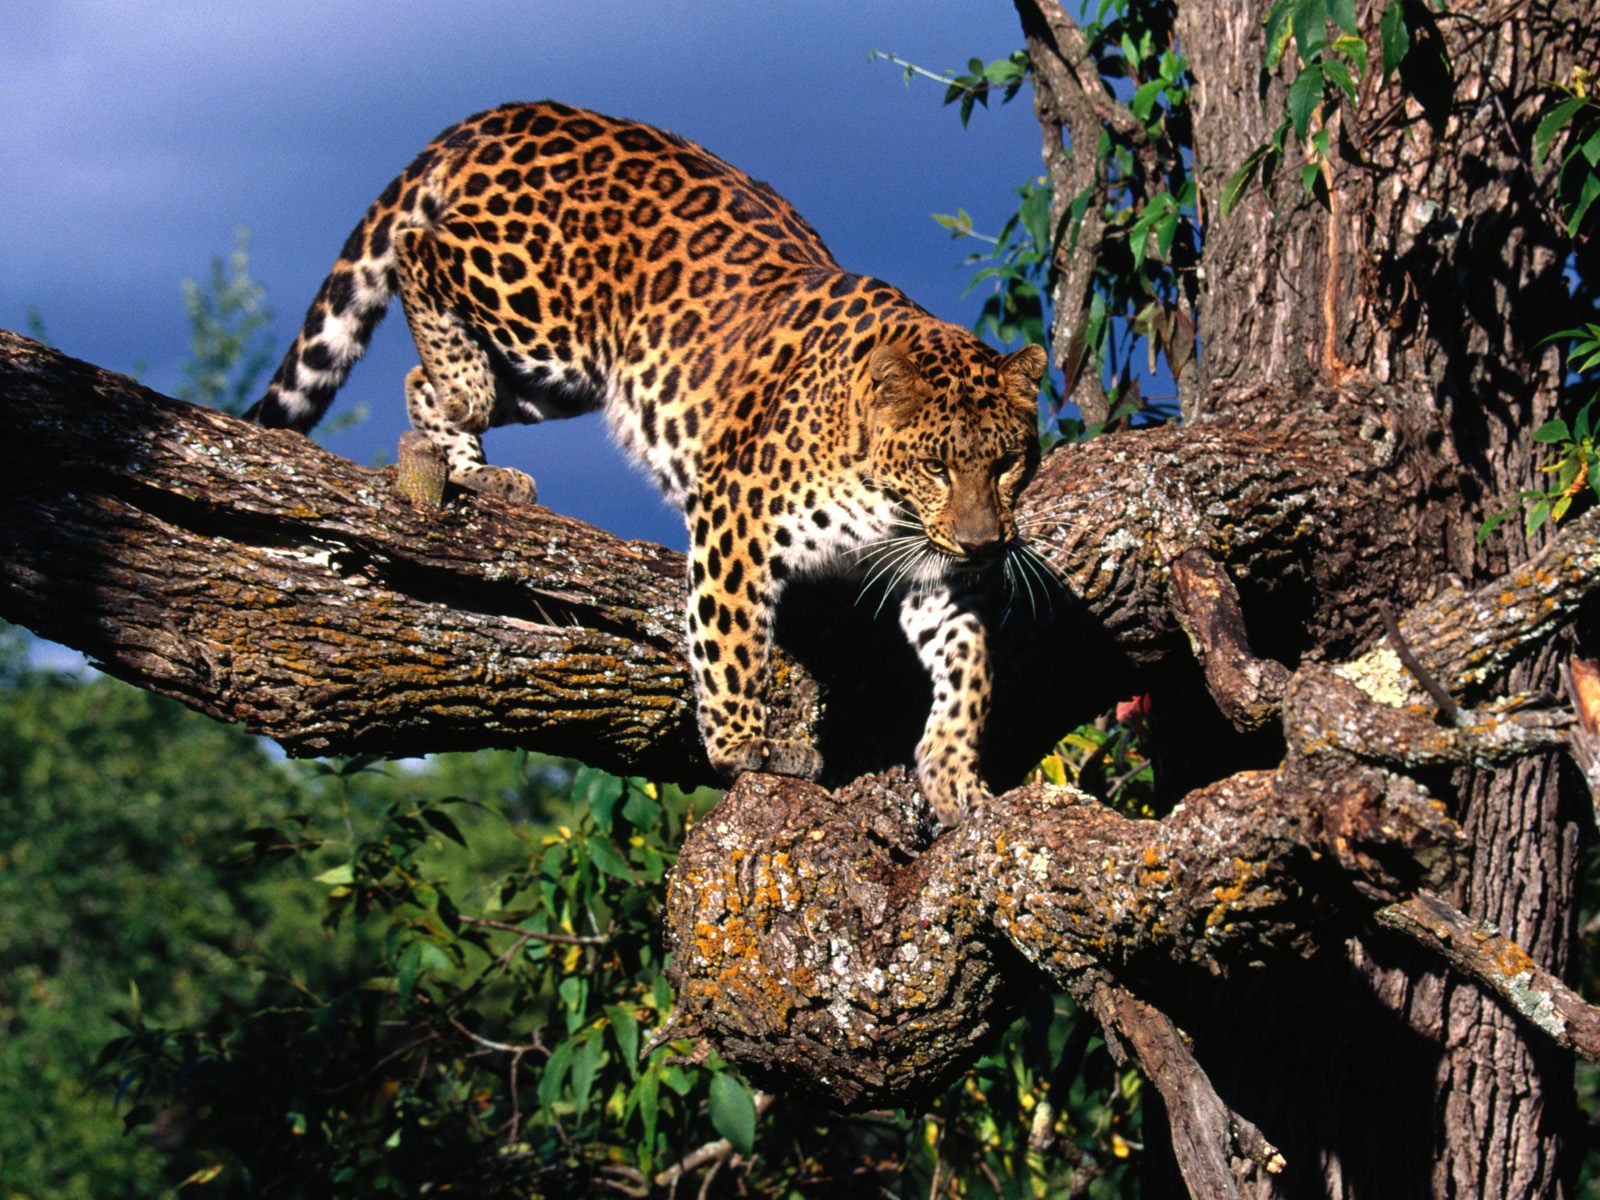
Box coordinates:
[877,546,943,618]
[855,538,930,612]
[1009,539,1062,624]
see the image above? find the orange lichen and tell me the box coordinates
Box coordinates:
[1474,930,1539,978]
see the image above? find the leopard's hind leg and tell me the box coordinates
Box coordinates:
[394,226,537,503]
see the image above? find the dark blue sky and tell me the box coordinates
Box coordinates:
[3,1,1043,548]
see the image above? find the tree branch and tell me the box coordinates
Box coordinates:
[1085,983,1284,1197]
[0,331,1465,790]
[1374,893,1600,1061]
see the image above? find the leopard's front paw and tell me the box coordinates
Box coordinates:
[709,737,823,782]
[456,464,538,505]
[916,755,991,828]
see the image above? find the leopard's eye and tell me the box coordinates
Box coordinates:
[993,452,1021,477]
[921,458,948,479]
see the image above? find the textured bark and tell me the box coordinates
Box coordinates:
[1148,0,1599,1195]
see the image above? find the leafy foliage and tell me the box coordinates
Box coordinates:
[174,227,278,416]
[0,635,1153,1196]
[0,636,316,1199]
[1479,324,1600,542]
[1534,69,1600,239]
[895,0,1200,440]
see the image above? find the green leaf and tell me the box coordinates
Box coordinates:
[1582,124,1600,168]
[587,837,635,882]
[570,1036,602,1118]
[337,753,385,777]
[1130,79,1167,121]
[1576,400,1596,442]
[1289,65,1324,139]
[1534,96,1586,167]
[621,788,661,829]
[1322,57,1357,101]
[1222,147,1267,218]
[1327,0,1358,36]
[1333,34,1368,81]
[636,1070,661,1156]
[1533,418,1572,444]
[573,767,625,830]
[1379,0,1409,79]
[708,1072,758,1155]
[396,942,423,1000]
[1566,169,1600,236]
[1475,509,1511,544]
[1525,496,1552,536]
[314,863,354,885]
[559,974,588,1025]
[1264,0,1297,69]
[1155,208,1180,259]
[539,1037,575,1109]
[1291,0,1330,61]
[420,807,467,847]
[608,1004,641,1076]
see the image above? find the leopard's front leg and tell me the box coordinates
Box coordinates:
[899,584,993,826]
[684,492,821,783]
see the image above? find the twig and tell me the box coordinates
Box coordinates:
[1375,892,1600,1061]
[442,1011,547,1057]
[1086,983,1285,1200]
[461,914,608,945]
[1380,602,1461,724]
[653,1091,775,1192]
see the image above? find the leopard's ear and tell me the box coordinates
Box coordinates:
[999,344,1049,401]
[867,344,930,420]
[996,344,1048,423]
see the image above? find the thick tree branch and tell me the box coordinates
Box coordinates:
[0,331,719,781]
[0,331,1462,790]
[663,508,1600,1122]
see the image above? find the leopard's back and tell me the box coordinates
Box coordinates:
[254,101,864,500]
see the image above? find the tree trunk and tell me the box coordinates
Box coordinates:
[1140,0,1595,1194]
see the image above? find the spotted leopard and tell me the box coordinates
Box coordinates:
[248,101,1046,824]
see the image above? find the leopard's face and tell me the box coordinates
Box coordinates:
[865,342,1046,575]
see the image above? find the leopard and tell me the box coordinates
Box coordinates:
[247,100,1047,825]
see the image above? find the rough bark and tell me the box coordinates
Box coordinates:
[0,332,1458,786]
[1138,0,1598,1194]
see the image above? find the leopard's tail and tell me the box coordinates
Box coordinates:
[245,181,419,431]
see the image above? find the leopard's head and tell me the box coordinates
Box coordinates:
[865,340,1046,573]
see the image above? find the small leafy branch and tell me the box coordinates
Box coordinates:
[1534,68,1600,238]
[1223,0,1415,217]
[1479,325,1600,542]
[892,2,1202,438]
[867,50,1031,126]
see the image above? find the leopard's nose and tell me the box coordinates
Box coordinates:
[957,532,1006,561]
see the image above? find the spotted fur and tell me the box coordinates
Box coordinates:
[251,101,1046,823]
